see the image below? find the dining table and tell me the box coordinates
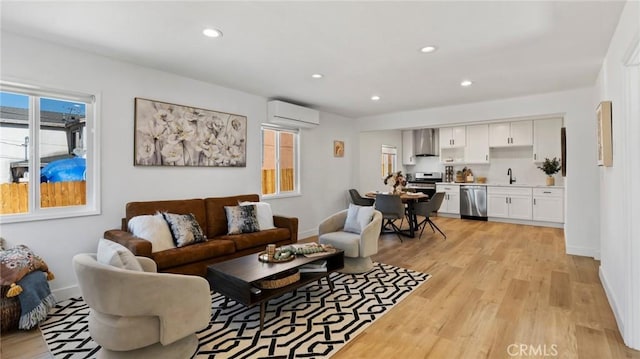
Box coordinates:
[365,191,429,238]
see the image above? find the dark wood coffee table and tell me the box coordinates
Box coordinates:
[206,249,344,330]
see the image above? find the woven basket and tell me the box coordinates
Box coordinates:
[1,285,21,333]
[257,269,300,289]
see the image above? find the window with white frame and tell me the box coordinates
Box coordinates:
[261,126,299,196]
[381,145,397,178]
[0,82,99,223]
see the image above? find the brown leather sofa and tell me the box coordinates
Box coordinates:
[104,194,297,277]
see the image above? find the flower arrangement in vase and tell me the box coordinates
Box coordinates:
[383,171,407,194]
[537,157,561,186]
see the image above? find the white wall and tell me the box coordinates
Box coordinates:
[595,0,640,349]
[356,87,599,258]
[0,32,358,299]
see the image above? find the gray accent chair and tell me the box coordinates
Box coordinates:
[413,192,447,239]
[318,209,382,273]
[348,189,375,206]
[374,193,406,241]
[73,253,211,359]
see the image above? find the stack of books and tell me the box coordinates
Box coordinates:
[299,260,327,273]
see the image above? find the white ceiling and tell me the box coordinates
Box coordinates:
[1,1,626,118]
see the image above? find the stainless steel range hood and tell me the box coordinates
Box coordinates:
[414,128,439,156]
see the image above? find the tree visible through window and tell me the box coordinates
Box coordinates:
[0,82,98,222]
[262,126,298,196]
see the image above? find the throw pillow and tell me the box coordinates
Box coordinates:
[161,213,206,247]
[128,213,176,252]
[96,238,143,271]
[225,205,260,235]
[344,204,375,234]
[239,201,276,230]
[0,244,54,297]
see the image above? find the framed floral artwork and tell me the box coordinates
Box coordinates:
[134,98,246,167]
[596,101,612,167]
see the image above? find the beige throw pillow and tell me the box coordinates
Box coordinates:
[96,238,143,271]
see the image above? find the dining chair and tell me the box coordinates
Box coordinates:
[374,193,405,241]
[349,189,375,206]
[413,192,447,239]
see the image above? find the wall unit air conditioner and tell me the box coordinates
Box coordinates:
[267,100,320,129]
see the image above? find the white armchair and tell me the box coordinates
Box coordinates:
[73,253,211,359]
[318,209,382,273]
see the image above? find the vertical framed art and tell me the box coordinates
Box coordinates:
[333,140,344,157]
[596,101,613,167]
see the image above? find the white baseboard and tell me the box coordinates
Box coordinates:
[566,245,598,258]
[52,285,81,301]
[599,266,626,338]
[298,229,318,241]
[487,217,564,229]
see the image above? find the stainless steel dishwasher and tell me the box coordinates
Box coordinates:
[460,185,488,220]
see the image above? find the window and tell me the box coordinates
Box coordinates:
[381,145,397,178]
[0,82,99,223]
[261,126,299,196]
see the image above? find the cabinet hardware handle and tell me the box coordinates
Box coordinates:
[543,191,551,194]
[506,197,508,204]
[486,154,488,161]
[534,153,537,160]
[534,199,536,205]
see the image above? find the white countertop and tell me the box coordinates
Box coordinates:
[437,182,564,188]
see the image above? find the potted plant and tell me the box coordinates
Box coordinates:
[383,171,406,194]
[538,157,561,186]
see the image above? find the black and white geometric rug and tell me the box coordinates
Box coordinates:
[41,262,430,358]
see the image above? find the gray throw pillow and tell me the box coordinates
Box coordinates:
[161,212,206,247]
[344,204,375,234]
[225,205,260,234]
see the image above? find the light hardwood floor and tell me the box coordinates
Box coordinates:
[2,218,639,358]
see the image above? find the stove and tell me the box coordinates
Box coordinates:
[406,172,443,196]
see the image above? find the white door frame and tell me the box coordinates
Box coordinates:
[623,35,640,350]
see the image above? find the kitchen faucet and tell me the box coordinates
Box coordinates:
[507,168,516,184]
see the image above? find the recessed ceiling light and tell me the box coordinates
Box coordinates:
[371,95,381,101]
[202,28,223,38]
[460,80,473,87]
[420,46,437,53]
[311,73,323,79]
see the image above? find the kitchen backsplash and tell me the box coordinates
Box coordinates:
[404,147,565,186]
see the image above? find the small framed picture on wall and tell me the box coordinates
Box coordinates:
[596,101,613,167]
[333,140,344,157]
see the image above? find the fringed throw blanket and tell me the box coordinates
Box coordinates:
[17,271,56,330]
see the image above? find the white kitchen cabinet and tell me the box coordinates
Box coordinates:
[402,130,416,165]
[440,126,466,149]
[487,186,532,220]
[435,184,460,214]
[532,188,564,223]
[464,124,490,163]
[533,118,562,163]
[489,120,532,147]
